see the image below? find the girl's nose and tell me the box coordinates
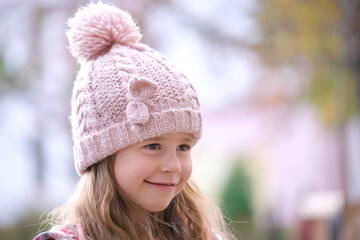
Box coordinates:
[160,150,182,173]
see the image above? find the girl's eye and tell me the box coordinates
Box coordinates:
[177,144,191,152]
[145,144,160,150]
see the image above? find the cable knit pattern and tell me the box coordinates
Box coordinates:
[67,3,202,175]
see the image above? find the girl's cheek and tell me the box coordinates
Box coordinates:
[183,159,193,179]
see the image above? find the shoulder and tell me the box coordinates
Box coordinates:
[33,224,86,240]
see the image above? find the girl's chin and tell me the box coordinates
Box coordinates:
[139,199,174,213]
[144,204,171,213]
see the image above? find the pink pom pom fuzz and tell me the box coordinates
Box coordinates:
[67,3,142,61]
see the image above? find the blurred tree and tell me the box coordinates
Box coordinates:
[253,0,360,239]
[221,162,254,239]
[0,54,12,92]
[0,3,46,190]
[222,163,252,218]
[253,0,357,125]
[339,0,360,114]
[0,211,44,240]
[339,1,360,240]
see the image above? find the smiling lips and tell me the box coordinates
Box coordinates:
[144,180,177,192]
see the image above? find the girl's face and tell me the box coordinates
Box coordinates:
[113,132,195,212]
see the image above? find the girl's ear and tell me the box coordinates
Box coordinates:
[128,76,158,98]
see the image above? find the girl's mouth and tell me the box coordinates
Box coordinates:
[144,180,176,191]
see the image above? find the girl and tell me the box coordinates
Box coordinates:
[34,3,233,240]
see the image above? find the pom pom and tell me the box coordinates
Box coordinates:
[67,3,142,61]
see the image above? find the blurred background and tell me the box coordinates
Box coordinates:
[0,0,359,239]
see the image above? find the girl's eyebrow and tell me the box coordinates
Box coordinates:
[148,136,161,141]
[142,137,162,143]
[182,137,195,144]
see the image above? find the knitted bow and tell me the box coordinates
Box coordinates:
[126,76,158,131]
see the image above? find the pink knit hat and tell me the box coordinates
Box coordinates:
[67,3,202,175]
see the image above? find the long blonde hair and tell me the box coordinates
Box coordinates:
[47,155,234,239]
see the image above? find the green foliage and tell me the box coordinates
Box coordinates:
[254,0,342,65]
[0,212,44,240]
[221,163,253,219]
[220,162,254,239]
[253,0,357,125]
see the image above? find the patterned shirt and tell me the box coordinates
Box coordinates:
[34,224,223,240]
[33,224,86,240]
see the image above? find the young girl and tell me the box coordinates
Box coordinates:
[34,3,233,240]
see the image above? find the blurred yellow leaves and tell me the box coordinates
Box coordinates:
[253,0,356,126]
[256,0,341,63]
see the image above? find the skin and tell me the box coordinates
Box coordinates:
[113,132,195,212]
